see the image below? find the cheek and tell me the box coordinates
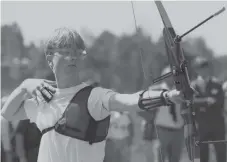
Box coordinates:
[76,58,86,69]
[52,56,65,71]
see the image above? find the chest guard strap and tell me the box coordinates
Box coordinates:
[41,84,110,145]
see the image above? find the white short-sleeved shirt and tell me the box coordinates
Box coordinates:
[24,82,116,162]
[154,83,184,129]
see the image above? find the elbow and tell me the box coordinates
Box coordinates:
[1,105,14,121]
[1,113,13,122]
[1,99,25,122]
[1,114,11,123]
[109,93,139,112]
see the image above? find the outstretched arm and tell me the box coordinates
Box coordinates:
[108,89,182,112]
[192,96,209,108]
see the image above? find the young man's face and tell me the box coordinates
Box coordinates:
[46,48,86,75]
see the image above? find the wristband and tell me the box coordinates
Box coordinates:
[161,90,173,106]
[138,89,172,111]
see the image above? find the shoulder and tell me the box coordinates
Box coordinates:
[211,77,221,83]
[90,87,116,98]
[89,86,117,108]
[223,81,227,91]
[191,79,198,88]
[210,77,222,87]
[88,87,116,121]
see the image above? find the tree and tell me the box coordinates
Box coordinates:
[1,23,27,90]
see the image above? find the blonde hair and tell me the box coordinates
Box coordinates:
[44,27,86,55]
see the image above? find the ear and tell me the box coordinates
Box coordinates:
[46,55,52,62]
[79,50,87,61]
[47,60,53,70]
[49,62,53,70]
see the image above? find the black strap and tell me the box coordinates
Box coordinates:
[41,84,98,137]
[85,118,98,145]
[41,126,55,135]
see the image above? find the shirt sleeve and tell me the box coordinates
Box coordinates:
[88,87,117,121]
[23,99,39,123]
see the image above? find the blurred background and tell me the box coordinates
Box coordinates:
[1,1,227,162]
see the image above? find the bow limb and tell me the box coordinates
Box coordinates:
[154,1,196,161]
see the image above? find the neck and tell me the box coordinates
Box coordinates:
[55,72,81,89]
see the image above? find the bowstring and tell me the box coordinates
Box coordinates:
[130,2,164,162]
[130,1,150,81]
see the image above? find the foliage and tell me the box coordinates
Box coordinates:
[1,22,227,93]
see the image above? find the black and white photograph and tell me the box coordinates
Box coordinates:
[1,1,227,162]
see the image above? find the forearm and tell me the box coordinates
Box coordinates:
[1,85,28,121]
[193,97,208,108]
[109,90,167,112]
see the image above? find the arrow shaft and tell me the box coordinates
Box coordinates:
[199,140,227,144]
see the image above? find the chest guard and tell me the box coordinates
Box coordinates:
[42,85,110,145]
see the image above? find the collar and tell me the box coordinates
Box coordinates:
[55,81,91,95]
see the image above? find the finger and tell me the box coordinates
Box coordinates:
[22,88,33,99]
[38,86,53,102]
[31,90,39,105]
[35,89,46,103]
[42,83,56,94]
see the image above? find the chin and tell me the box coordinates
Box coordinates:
[65,68,77,74]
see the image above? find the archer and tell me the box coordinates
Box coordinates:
[1,27,185,162]
[189,57,226,162]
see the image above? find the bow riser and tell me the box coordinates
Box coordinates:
[163,27,194,101]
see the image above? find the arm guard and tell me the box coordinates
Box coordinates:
[138,89,173,111]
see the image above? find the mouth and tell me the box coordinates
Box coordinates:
[68,64,77,67]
